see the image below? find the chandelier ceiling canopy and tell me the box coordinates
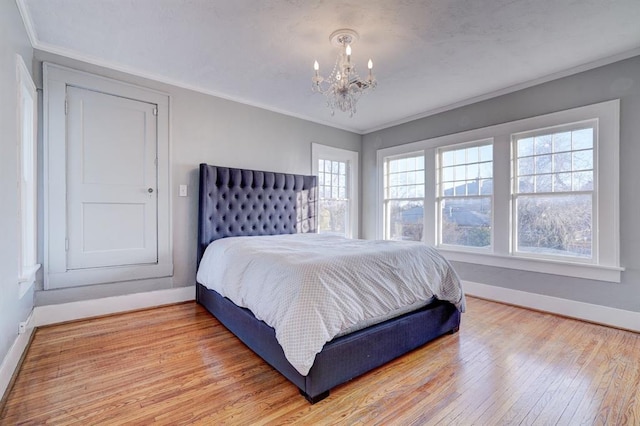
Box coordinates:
[312,29,377,118]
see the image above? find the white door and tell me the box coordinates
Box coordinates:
[66,86,158,270]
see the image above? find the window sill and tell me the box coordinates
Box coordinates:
[18,264,41,299]
[438,249,623,283]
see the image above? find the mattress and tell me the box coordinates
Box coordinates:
[196,233,464,375]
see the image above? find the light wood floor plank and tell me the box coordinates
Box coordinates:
[2,297,639,425]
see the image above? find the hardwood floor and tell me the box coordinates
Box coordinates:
[2,297,639,425]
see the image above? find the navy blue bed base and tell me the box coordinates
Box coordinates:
[195,163,461,403]
[197,283,460,403]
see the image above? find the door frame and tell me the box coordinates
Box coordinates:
[43,63,173,289]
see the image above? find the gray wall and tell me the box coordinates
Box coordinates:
[362,55,640,312]
[0,0,35,364]
[33,51,362,306]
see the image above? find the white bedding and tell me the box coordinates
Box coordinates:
[196,233,464,376]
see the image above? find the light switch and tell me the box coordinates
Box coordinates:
[179,184,188,197]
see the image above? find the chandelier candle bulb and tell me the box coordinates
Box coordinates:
[311,28,377,117]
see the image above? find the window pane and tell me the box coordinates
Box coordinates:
[572,150,593,171]
[536,174,552,192]
[442,151,454,167]
[387,200,424,241]
[437,141,493,248]
[479,144,493,162]
[518,157,534,175]
[518,176,534,193]
[554,173,572,191]
[480,179,493,195]
[319,199,348,236]
[479,162,492,179]
[516,194,592,258]
[441,197,491,248]
[534,135,552,154]
[572,128,593,150]
[518,138,534,157]
[553,152,572,173]
[554,132,572,152]
[384,154,426,239]
[535,155,552,174]
[573,171,593,191]
[466,180,479,196]
[466,163,479,180]
[467,147,479,163]
[317,157,350,237]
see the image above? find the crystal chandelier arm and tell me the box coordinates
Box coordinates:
[311,29,377,117]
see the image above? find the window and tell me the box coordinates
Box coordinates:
[383,153,425,241]
[377,100,621,282]
[438,141,493,249]
[513,123,595,260]
[16,55,40,297]
[312,143,358,238]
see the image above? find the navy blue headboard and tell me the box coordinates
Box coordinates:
[197,164,317,264]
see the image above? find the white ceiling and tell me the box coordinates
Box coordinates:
[19,0,640,134]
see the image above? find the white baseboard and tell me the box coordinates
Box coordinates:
[34,286,195,327]
[0,315,35,402]
[463,280,640,333]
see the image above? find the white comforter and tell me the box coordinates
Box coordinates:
[196,233,464,376]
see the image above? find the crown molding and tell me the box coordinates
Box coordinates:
[364,47,640,134]
[15,0,38,47]
[15,0,640,136]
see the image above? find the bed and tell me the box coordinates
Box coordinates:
[195,163,463,403]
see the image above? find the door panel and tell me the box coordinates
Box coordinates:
[66,86,158,270]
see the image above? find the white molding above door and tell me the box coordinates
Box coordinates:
[43,63,173,289]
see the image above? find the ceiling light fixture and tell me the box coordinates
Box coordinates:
[312,29,377,117]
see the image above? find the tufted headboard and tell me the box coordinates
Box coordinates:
[197,164,317,264]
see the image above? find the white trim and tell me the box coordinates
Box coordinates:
[33,286,195,327]
[43,63,173,289]
[15,0,38,48]
[16,54,39,297]
[311,143,359,238]
[18,264,40,299]
[0,317,35,401]
[16,0,639,135]
[365,48,640,134]
[376,100,621,282]
[464,281,640,333]
[442,250,623,283]
[32,40,362,134]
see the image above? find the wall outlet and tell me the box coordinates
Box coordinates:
[18,321,27,334]
[179,184,188,197]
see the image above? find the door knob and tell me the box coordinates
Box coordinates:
[148,188,154,193]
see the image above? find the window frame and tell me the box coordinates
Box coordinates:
[437,139,494,251]
[16,54,40,298]
[376,100,621,282]
[311,143,359,238]
[382,151,426,241]
[511,121,598,263]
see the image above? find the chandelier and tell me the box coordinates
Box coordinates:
[312,29,377,117]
